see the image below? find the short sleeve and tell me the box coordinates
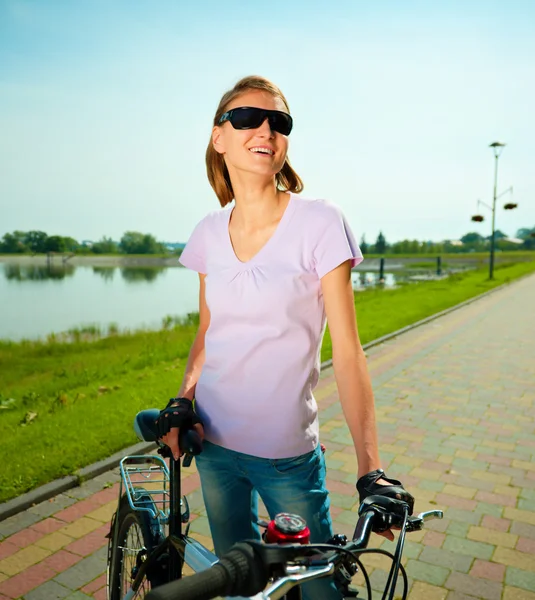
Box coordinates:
[313,204,363,279]
[179,219,207,274]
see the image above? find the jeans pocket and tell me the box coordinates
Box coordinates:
[271,449,318,475]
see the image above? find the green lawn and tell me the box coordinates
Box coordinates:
[1,260,534,503]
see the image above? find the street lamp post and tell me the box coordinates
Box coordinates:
[489,141,506,279]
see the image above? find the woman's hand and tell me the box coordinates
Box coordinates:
[162,422,205,461]
[155,398,204,461]
[356,469,415,541]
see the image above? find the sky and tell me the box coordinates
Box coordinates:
[1,0,534,245]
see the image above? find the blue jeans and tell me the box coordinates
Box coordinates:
[195,441,343,600]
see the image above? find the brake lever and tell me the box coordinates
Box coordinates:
[406,509,444,532]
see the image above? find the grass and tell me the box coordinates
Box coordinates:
[1,260,534,503]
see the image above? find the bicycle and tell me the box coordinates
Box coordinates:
[107,409,443,600]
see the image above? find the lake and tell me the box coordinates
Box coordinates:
[0,260,399,341]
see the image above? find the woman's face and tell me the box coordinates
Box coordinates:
[212,89,290,181]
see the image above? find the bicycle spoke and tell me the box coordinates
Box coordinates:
[119,521,150,598]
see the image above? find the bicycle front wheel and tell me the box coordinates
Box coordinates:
[107,493,165,600]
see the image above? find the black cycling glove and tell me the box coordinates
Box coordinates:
[356,469,415,515]
[155,398,203,439]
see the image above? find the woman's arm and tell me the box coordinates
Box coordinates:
[177,274,210,400]
[163,273,210,459]
[320,261,381,477]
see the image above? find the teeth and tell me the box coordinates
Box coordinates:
[250,147,274,155]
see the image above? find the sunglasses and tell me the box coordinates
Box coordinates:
[218,107,293,136]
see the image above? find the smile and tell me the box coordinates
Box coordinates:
[249,147,274,156]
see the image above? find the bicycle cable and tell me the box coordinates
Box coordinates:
[382,507,409,600]
[303,544,409,600]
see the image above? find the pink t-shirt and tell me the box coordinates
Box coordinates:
[179,193,363,458]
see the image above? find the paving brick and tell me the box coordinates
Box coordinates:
[31,518,66,535]
[493,547,535,571]
[405,559,450,586]
[84,501,117,523]
[503,586,535,600]
[410,468,442,481]
[467,526,518,549]
[35,531,75,552]
[65,593,93,600]
[446,592,480,600]
[444,572,502,600]
[442,536,494,561]
[0,511,41,539]
[0,543,18,562]
[54,499,103,523]
[475,490,517,507]
[419,546,472,573]
[27,495,77,519]
[474,502,503,519]
[481,515,511,533]
[86,484,120,506]
[80,573,107,594]
[435,494,477,511]
[24,579,72,600]
[494,484,520,498]
[516,537,535,554]
[443,508,481,526]
[469,559,505,582]
[64,525,108,557]
[505,567,535,593]
[512,459,535,472]
[53,547,107,589]
[42,550,82,573]
[0,544,52,577]
[0,562,56,598]
[441,484,477,499]
[471,470,512,485]
[423,531,445,548]
[504,507,535,526]
[58,517,102,539]
[409,581,448,600]
[4,528,44,549]
[510,521,535,540]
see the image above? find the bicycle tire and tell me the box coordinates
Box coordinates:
[107,491,166,600]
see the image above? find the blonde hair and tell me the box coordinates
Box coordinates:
[206,75,304,207]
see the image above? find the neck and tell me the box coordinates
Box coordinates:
[230,176,287,229]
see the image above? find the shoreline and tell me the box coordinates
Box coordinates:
[0,254,182,267]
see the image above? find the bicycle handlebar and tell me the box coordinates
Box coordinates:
[145,496,438,600]
[146,542,268,600]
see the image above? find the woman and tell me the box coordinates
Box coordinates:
[156,75,413,599]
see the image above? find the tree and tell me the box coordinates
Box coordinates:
[119,231,165,254]
[0,231,27,253]
[460,232,485,244]
[91,237,118,254]
[44,235,67,253]
[24,231,48,253]
[489,230,507,240]
[360,234,368,254]
[375,231,387,254]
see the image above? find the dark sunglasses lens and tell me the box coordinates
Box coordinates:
[269,112,293,135]
[230,108,265,129]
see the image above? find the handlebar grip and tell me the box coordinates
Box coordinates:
[179,427,203,455]
[146,563,228,600]
[145,543,267,600]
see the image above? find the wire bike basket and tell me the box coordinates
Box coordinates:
[119,455,171,521]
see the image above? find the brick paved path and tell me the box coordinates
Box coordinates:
[1,274,534,599]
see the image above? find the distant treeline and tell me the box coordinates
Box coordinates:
[0,231,182,255]
[1,226,534,256]
[362,227,535,254]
